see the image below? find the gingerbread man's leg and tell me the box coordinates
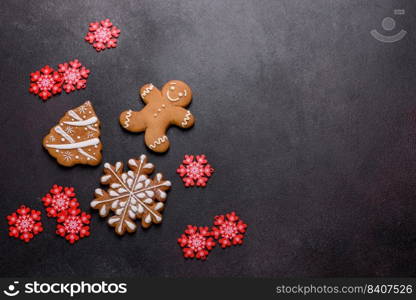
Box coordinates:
[120,110,146,132]
[145,126,170,153]
[170,107,195,129]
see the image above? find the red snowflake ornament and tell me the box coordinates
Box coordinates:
[211,212,247,248]
[6,205,43,242]
[56,208,91,244]
[85,19,120,52]
[42,184,79,218]
[177,225,216,260]
[29,65,63,100]
[176,155,214,187]
[58,59,90,93]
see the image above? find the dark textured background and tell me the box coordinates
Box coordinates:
[0,0,416,277]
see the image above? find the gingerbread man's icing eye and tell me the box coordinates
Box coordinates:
[170,86,175,91]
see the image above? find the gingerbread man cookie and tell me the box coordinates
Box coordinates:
[119,80,195,153]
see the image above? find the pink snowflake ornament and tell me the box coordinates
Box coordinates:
[56,208,91,244]
[211,212,247,248]
[58,59,90,93]
[29,65,63,100]
[7,205,43,242]
[176,155,214,187]
[42,184,79,218]
[178,225,216,260]
[85,19,120,52]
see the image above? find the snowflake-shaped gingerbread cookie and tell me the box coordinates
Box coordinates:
[90,154,171,235]
[176,155,214,187]
[7,205,43,242]
[177,225,216,260]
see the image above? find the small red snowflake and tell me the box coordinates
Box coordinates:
[6,205,43,242]
[56,208,91,244]
[58,59,90,93]
[176,155,214,187]
[177,225,216,260]
[42,184,79,218]
[29,65,63,100]
[211,212,247,248]
[85,19,120,52]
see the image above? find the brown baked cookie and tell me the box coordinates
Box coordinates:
[119,80,195,153]
[43,101,102,167]
[90,154,171,235]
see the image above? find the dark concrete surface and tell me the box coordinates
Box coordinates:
[1,0,416,277]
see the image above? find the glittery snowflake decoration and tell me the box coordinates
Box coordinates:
[90,154,171,235]
[176,155,214,187]
[7,205,43,242]
[42,184,79,218]
[85,19,120,52]
[177,225,216,260]
[58,59,90,93]
[56,208,91,244]
[29,65,63,100]
[211,212,248,248]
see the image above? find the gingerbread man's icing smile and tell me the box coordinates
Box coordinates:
[166,82,188,102]
[119,80,195,153]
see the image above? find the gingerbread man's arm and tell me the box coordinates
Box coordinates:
[140,83,162,104]
[170,107,195,129]
[120,109,146,132]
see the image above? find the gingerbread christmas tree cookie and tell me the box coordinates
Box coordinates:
[43,101,102,167]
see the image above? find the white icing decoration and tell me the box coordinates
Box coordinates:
[64,126,74,134]
[181,111,192,127]
[63,151,73,161]
[45,138,100,149]
[149,136,168,149]
[141,84,154,98]
[99,206,107,216]
[108,217,120,225]
[167,90,180,102]
[154,202,163,210]
[95,188,104,196]
[128,159,137,167]
[101,175,111,182]
[124,110,132,128]
[78,104,88,114]
[68,109,98,132]
[64,116,97,127]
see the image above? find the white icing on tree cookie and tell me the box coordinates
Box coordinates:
[43,101,102,167]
